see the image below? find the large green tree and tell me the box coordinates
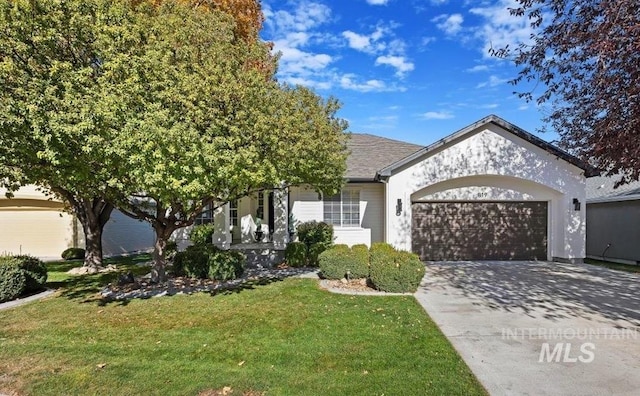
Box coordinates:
[0,0,348,281]
[103,2,347,282]
[0,0,141,269]
[492,0,640,184]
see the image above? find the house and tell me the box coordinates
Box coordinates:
[211,115,594,263]
[0,185,154,260]
[2,115,592,263]
[586,175,640,264]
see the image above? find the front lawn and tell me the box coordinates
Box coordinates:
[0,257,485,395]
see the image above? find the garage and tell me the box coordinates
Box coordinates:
[0,203,76,258]
[411,201,548,261]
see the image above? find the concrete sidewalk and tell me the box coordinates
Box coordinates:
[414,261,640,396]
[0,289,55,311]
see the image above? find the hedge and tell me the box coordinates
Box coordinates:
[173,245,245,281]
[369,245,425,293]
[61,247,85,260]
[296,221,333,250]
[0,255,48,303]
[318,245,368,280]
[285,242,307,267]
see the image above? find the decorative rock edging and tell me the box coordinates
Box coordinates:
[318,279,414,296]
[101,267,319,301]
[0,289,56,311]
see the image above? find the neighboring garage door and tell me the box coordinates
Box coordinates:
[0,209,74,258]
[412,201,548,261]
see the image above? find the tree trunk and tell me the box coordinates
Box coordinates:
[75,198,113,270]
[53,188,114,271]
[151,224,174,283]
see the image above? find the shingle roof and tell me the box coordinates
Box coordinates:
[586,174,640,203]
[346,133,423,180]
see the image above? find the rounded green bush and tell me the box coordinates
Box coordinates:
[12,255,47,292]
[319,245,369,280]
[285,242,307,267]
[296,221,334,250]
[370,249,425,293]
[61,247,85,260]
[172,244,244,281]
[0,258,27,303]
[307,243,328,267]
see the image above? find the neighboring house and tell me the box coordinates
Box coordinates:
[0,185,154,260]
[586,175,640,264]
[211,115,594,264]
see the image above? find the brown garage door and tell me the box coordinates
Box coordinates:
[412,202,548,261]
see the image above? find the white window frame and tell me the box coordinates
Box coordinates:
[195,203,214,225]
[229,200,238,227]
[323,189,360,227]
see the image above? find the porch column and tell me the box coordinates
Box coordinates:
[212,202,231,249]
[272,188,289,249]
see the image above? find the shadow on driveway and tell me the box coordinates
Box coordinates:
[422,261,640,326]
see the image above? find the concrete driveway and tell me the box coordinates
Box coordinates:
[414,261,640,396]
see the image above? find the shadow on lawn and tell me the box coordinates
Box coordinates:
[421,261,640,326]
[49,256,309,307]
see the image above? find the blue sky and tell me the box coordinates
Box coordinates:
[261,0,556,145]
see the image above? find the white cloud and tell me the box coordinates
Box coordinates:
[342,26,389,54]
[366,0,389,4]
[432,13,464,36]
[476,75,509,88]
[430,0,448,4]
[375,55,415,77]
[421,111,454,120]
[470,0,537,58]
[340,74,387,92]
[339,74,406,92]
[466,65,489,73]
[263,2,336,89]
[480,103,499,109]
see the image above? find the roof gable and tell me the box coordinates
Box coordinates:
[377,115,597,178]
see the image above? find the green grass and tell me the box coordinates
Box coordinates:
[584,258,640,274]
[0,255,486,396]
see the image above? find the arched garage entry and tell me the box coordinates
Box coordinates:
[409,175,561,261]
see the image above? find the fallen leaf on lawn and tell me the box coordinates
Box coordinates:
[156,341,162,344]
[238,361,245,366]
[96,363,106,369]
[363,370,369,375]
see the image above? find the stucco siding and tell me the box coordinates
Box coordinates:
[586,201,640,263]
[385,124,586,261]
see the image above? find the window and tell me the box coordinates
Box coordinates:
[195,203,214,225]
[229,200,238,227]
[323,189,360,227]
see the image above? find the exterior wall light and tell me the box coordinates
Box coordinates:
[572,198,581,211]
[396,199,402,216]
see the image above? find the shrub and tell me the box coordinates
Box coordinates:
[285,242,307,267]
[296,221,333,250]
[13,255,47,292]
[0,258,26,303]
[307,243,327,267]
[350,244,370,278]
[208,250,245,281]
[173,244,244,281]
[318,245,368,280]
[165,240,178,260]
[61,247,85,260]
[369,248,425,293]
[0,255,47,302]
[189,223,215,246]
